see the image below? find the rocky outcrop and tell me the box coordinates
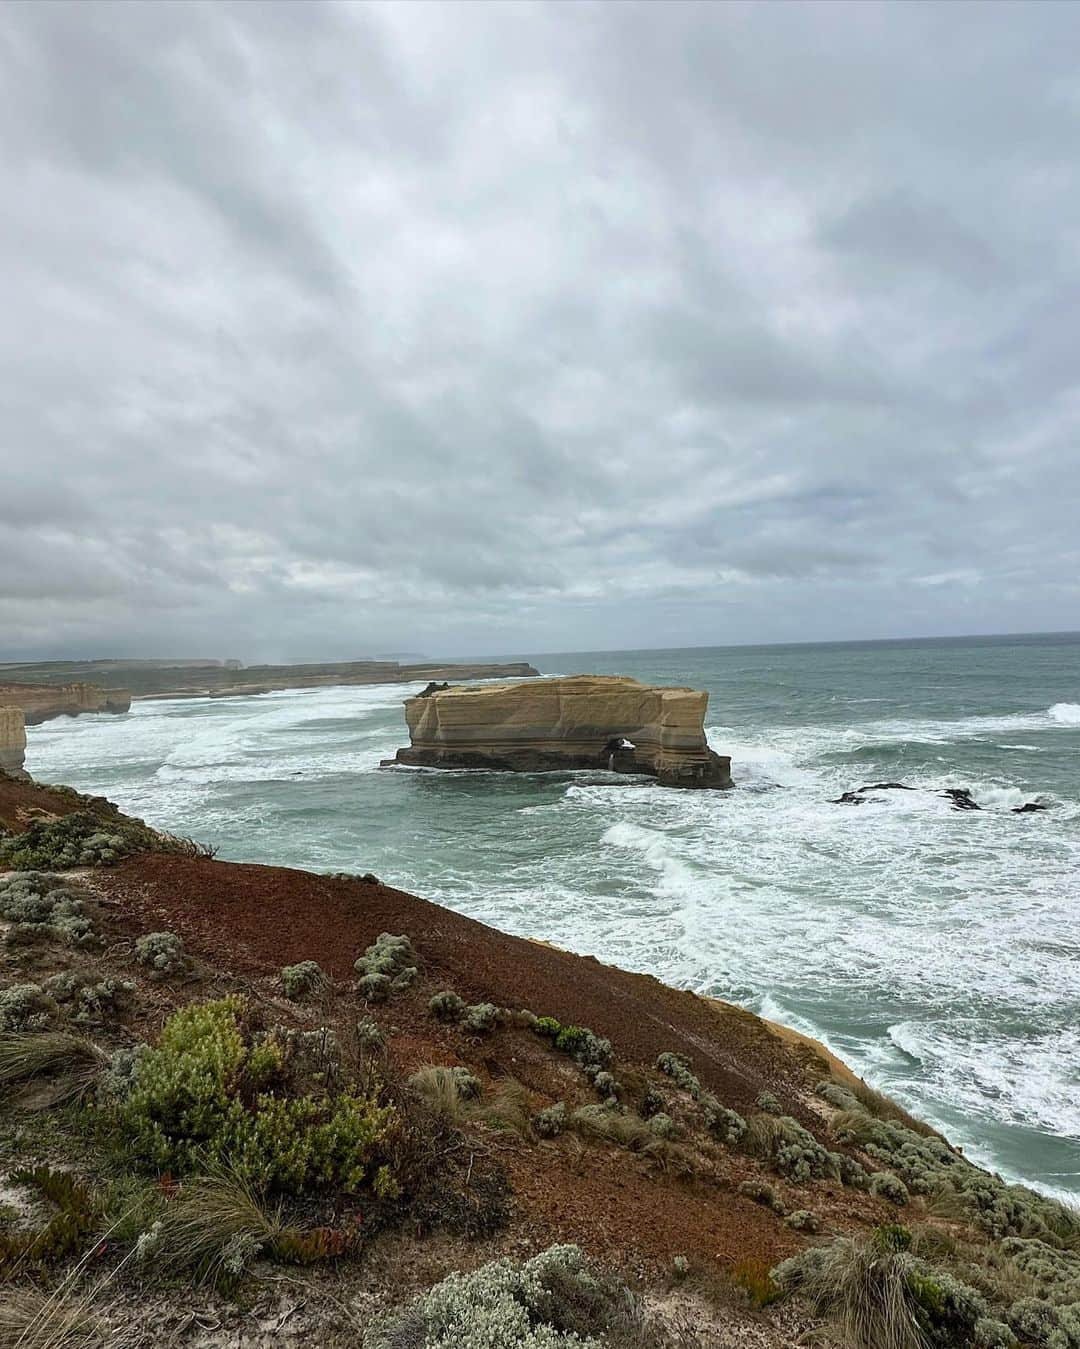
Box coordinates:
[0,682,132,726]
[386,674,732,788]
[0,707,29,780]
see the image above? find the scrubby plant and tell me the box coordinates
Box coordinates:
[672,1254,690,1282]
[1006,1298,1080,1347]
[702,1098,747,1145]
[134,931,191,979]
[0,872,97,948]
[756,1090,782,1114]
[365,1243,635,1349]
[592,1071,619,1101]
[280,960,329,1001]
[834,1149,870,1189]
[461,1002,498,1035]
[553,1024,612,1070]
[356,1016,385,1053]
[0,1028,108,1105]
[428,990,466,1022]
[774,1235,990,1349]
[354,933,416,1002]
[785,1209,821,1233]
[874,1224,914,1253]
[408,1065,530,1137]
[871,1171,911,1207]
[972,1319,1019,1348]
[656,1051,702,1098]
[0,813,138,869]
[738,1179,785,1214]
[732,1257,782,1308]
[115,996,396,1193]
[817,1079,862,1111]
[568,1105,694,1174]
[533,1016,562,1039]
[0,983,58,1032]
[639,1087,666,1119]
[647,1113,680,1140]
[41,973,135,1026]
[535,1102,566,1139]
[745,1113,839,1183]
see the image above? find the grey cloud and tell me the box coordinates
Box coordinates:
[1,0,1078,659]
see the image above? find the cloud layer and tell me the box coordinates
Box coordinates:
[2,0,1078,659]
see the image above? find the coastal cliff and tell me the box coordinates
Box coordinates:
[389,673,733,787]
[0,706,28,780]
[0,680,131,726]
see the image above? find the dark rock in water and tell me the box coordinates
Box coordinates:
[857,782,914,792]
[1013,800,1049,814]
[832,790,869,805]
[943,788,981,811]
[418,681,451,698]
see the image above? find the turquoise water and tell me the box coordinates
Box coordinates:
[26,633,1080,1201]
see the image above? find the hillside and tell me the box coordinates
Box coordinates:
[0,769,1077,1348]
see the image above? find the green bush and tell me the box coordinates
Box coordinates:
[784,1209,820,1233]
[115,996,396,1194]
[429,991,465,1022]
[0,812,140,869]
[462,1002,498,1035]
[0,983,58,1032]
[756,1090,782,1114]
[656,1051,702,1098]
[870,1171,910,1206]
[534,1102,566,1139]
[354,933,416,1002]
[280,961,329,1001]
[134,931,191,979]
[647,1112,680,1140]
[0,872,97,948]
[0,1166,99,1273]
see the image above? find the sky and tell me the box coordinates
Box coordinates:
[1,0,1078,661]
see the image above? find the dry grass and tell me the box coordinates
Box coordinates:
[848,1081,938,1139]
[155,1170,285,1288]
[0,1287,105,1349]
[782,1237,928,1349]
[741,1112,789,1159]
[0,1031,108,1108]
[568,1106,697,1175]
[407,1065,533,1139]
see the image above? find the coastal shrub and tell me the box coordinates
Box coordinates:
[639,1087,666,1119]
[999,1238,1080,1298]
[874,1224,913,1253]
[973,1319,1019,1348]
[1006,1298,1080,1347]
[354,933,416,1002]
[738,1179,785,1214]
[462,1002,498,1035]
[592,1070,620,1101]
[756,1090,782,1115]
[774,1236,990,1349]
[817,1079,862,1112]
[429,990,466,1022]
[702,1098,747,1145]
[116,996,396,1193]
[134,931,191,979]
[553,1024,612,1070]
[833,1149,870,1189]
[0,872,97,948]
[41,973,135,1026]
[280,961,329,1001]
[784,1209,821,1233]
[568,1105,694,1174]
[364,1243,633,1349]
[0,813,136,869]
[871,1171,911,1206]
[535,1102,567,1139]
[356,1016,385,1053]
[745,1113,839,1183]
[0,983,58,1032]
[647,1112,680,1140]
[672,1254,690,1281]
[533,1016,562,1039]
[656,1051,702,1098]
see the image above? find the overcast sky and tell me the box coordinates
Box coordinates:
[2,0,1078,661]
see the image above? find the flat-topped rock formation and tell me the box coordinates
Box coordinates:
[0,707,29,780]
[0,681,132,726]
[387,674,732,788]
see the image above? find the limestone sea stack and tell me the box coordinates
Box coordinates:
[0,707,29,780]
[386,675,732,788]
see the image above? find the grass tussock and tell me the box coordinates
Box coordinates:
[152,1170,287,1289]
[407,1065,533,1138]
[0,1030,108,1108]
[568,1106,697,1175]
[0,1286,105,1349]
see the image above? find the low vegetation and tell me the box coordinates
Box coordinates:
[354,932,418,1001]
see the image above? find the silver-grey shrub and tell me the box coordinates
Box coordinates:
[134,931,190,979]
[280,960,329,1001]
[364,1243,629,1349]
[355,933,416,1002]
[0,982,59,1031]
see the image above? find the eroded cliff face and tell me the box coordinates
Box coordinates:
[388,674,732,788]
[0,707,29,780]
[0,682,132,726]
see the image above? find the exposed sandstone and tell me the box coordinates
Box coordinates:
[0,707,29,780]
[0,681,131,726]
[387,674,732,788]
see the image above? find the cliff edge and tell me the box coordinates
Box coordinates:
[388,673,733,787]
[0,706,28,780]
[0,680,131,726]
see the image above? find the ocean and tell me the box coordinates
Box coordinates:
[25,632,1080,1202]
